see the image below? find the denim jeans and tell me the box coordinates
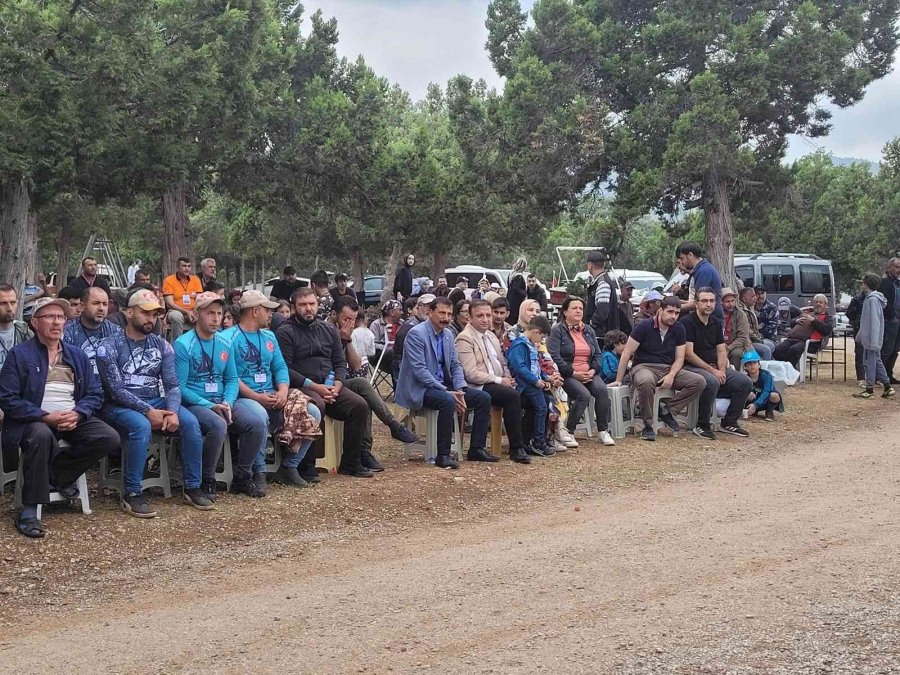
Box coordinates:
[186,405,228,483]
[519,386,549,443]
[230,398,270,481]
[102,398,202,494]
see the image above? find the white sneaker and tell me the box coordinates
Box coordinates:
[598,430,616,447]
[556,427,579,448]
[553,440,568,453]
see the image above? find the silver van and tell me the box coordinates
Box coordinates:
[734,253,836,308]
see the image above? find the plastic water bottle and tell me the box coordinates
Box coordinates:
[324,370,335,386]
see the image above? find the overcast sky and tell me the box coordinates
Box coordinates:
[307,0,899,162]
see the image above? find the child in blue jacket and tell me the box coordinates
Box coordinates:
[741,350,783,420]
[600,330,628,384]
[507,315,553,455]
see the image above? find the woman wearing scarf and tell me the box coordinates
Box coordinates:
[506,257,528,324]
[547,296,616,447]
[392,253,416,301]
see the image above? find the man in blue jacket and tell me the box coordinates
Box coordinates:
[396,297,492,468]
[0,297,120,538]
[677,241,724,321]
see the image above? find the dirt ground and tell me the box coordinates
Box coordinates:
[1,381,898,674]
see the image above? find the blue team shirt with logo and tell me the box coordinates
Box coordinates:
[220,326,289,393]
[174,330,239,408]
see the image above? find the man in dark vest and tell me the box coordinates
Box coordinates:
[584,250,620,341]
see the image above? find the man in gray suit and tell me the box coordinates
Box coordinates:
[395,297,493,469]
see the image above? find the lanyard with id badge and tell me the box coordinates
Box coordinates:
[239,327,269,387]
[196,335,222,398]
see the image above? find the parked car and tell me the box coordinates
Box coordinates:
[834,311,851,337]
[444,265,514,291]
[363,275,386,307]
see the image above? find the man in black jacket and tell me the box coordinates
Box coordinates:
[275,287,373,478]
[879,258,900,383]
[583,250,620,339]
[525,274,548,312]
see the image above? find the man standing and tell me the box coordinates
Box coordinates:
[854,274,896,399]
[276,287,374,478]
[199,258,217,292]
[63,287,122,375]
[525,274,548,312]
[754,286,778,344]
[583,250,620,338]
[330,273,354,302]
[618,281,635,335]
[0,284,33,374]
[162,257,204,340]
[878,257,900,384]
[434,277,450,298]
[69,257,112,297]
[721,288,752,368]
[676,242,724,320]
[309,270,333,321]
[270,266,305,303]
[610,296,705,441]
[456,300,529,463]
[0,297,120,538]
[681,288,752,439]
[395,297,493,469]
[97,289,211,517]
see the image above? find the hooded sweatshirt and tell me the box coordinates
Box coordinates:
[857,291,887,351]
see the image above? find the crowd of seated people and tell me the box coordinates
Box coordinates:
[4,246,893,539]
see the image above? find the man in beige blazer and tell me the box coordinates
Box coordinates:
[456,300,530,464]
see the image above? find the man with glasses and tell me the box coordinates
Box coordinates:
[0,297,120,538]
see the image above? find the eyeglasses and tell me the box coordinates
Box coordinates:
[36,314,66,322]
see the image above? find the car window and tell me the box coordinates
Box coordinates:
[364,277,383,291]
[760,264,795,293]
[799,265,831,295]
[735,265,754,289]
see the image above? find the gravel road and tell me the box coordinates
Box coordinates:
[3,408,899,674]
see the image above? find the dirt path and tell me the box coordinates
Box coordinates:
[3,404,899,674]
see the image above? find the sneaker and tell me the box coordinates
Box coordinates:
[882,386,896,398]
[555,427,579,448]
[389,422,420,444]
[719,424,749,438]
[337,465,375,478]
[552,440,568,453]
[361,450,385,472]
[272,466,310,487]
[658,403,680,432]
[640,425,657,442]
[598,430,616,446]
[853,390,875,399]
[122,492,157,518]
[200,479,217,503]
[533,439,555,456]
[525,442,547,457]
[692,426,716,440]
[857,379,867,388]
[253,472,269,496]
[232,478,265,498]
[184,488,215,510]
[434,454,459,469]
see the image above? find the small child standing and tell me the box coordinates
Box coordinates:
[600,330,628,384]
[741,350,782,420]
[507,316,554,456]
[854,273,896,399]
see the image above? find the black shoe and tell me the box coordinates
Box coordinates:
[232,478,265,498]
[434,454,459,469]
[658,403,680,432]
[719,424,749,437]
[509,447,531,464]
[184,487,215,510]
[200,479,217,503]
[14,513,45,538]
[122,492,157,518]
[890,377,900,385]
[467,448,499,462]
[692,426,716,440]
[640,425,657,442]
[389,422,419,444]
[253,472,269,496]
[361,450,385,472]
[338,465,375,478]
[299,471,322,484]
[54,482,80,499]
[272,466,310,487]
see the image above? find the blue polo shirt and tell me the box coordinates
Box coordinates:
[630,317,686,366]
[690,258,724,320]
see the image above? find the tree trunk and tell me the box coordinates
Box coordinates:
[162,181,193,276]
[382,241,403,303]
[0,177,31,315]
[350,248,364,305]
[24,213,37,291]
[240,257,245,288]
[703,172,735,288]
[56,220,72,292]
[432,249,448,281]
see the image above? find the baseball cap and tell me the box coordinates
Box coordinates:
[741,350,762,366]
[239,289,279,310]
[457,276,469,283]
[721,286,737,298]
[127,289,163,311]
[195,291,226,310]
[417,293,436,305]
[620,281,635,290]
[645,290,664,302]
[32,297,70,316]
[753,285,766,293]
[777,297,792,309]
[586,250,608,265]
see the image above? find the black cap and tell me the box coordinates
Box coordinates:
[753,285,766,293]
[586,250,607,266]
[620,281,635,290]
[457,276,469,283]
[334,273,347,282]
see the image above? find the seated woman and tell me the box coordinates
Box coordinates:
[741,350,782,421]
[547,297,615,447]
[448,299,471,338]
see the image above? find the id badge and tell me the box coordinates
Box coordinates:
[254,372,267,384]
[92,362,99,376]
[204,382,218,393]
[182,294,191,305]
